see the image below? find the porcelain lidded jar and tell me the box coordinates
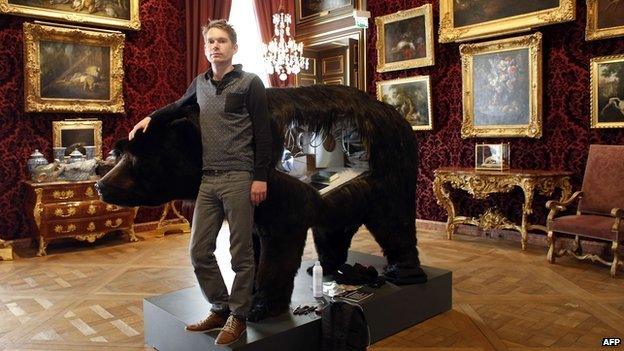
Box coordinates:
[68,150,84,164]
[27,149,49,175]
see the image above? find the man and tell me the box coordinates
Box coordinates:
[129,19,272,345]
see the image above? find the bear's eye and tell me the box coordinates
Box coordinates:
[121,153,137,167]
[132,156,141,167]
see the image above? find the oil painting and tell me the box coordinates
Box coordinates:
[296,0,353,24]
[439,0,575,42]
[376,4,434,72]
[586,0,624,40]
[460,33,543,138]
[1,0,140,30]
[53,120,103,159]
[591,54,624,128]
[24,23,125,113]
[376,75,433,131]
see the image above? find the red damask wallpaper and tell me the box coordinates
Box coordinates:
[0,0,187,239]
[367,1,624,224]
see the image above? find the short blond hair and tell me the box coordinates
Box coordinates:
[201,19,237,45]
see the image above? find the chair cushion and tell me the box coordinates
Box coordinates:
[551,214,624,241]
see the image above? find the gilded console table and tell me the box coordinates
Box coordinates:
[155,201,191,237]
[433,167,572,250]
[24,180,138,256]
[0,239,13,260]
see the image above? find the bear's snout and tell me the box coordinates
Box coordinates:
[94,180,115,203]
[94,181,102,197]
[94,179,127,206]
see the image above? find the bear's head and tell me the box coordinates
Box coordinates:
[96,108,203,207]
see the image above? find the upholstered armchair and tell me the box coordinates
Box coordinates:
[546,144,624,277]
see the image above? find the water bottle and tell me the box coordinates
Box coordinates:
[312,261,323,298]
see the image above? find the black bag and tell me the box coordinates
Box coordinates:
[321,300,369,351]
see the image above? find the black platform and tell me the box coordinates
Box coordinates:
[144,251,452,351]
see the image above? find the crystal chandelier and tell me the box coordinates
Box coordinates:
[262,3,309,81]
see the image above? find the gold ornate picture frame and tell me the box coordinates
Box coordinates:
[295,0,354,26]
[375,4,434,72]
[23,23,125,114]
[439,0,575,43]
[53,120,103,159]
[376,75,433,131]
[460,33,542,138]
[590,54,624,128]
[586,0,624,40]
[1,0,140,30]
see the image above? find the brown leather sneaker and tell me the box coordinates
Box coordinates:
[185,312,227,332]
[214,315,246,345]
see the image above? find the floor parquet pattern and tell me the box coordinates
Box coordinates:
[1,225,622,351]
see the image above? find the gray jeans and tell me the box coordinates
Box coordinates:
[189,171,255,318]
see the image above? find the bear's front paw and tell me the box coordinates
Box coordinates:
[247,299,289,322]
[306,262,337,276]
[247,305,268,322]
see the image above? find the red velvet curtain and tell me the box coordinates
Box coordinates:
[253,0,297,87]
[185,0,232,84]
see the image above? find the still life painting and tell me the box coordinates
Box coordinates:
[460,33,542,138]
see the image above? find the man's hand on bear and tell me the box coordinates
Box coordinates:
[251,181,267,205]
[129,116,152,140]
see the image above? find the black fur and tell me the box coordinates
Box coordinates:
[96,85,424,322]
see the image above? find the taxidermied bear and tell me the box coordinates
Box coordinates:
[96,84,425,321]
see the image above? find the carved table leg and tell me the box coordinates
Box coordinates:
[127,227,138,242]
[37,236,48,256]
[155,203,171,238]
[433,177,456,240]
[170,201,191,233]
[520,179,536,251]
[558,176,573,202]
[156,201,191,237]
[0,239,13,261]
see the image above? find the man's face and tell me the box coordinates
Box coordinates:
[204,27,237,65]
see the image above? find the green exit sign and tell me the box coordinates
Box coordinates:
[353,10,370,28]
[355,17,368,28]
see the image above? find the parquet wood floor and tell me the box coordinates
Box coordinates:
[1,225,622,351]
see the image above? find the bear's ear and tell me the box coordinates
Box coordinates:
[125,128,159,157]
[169,118,202,152]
